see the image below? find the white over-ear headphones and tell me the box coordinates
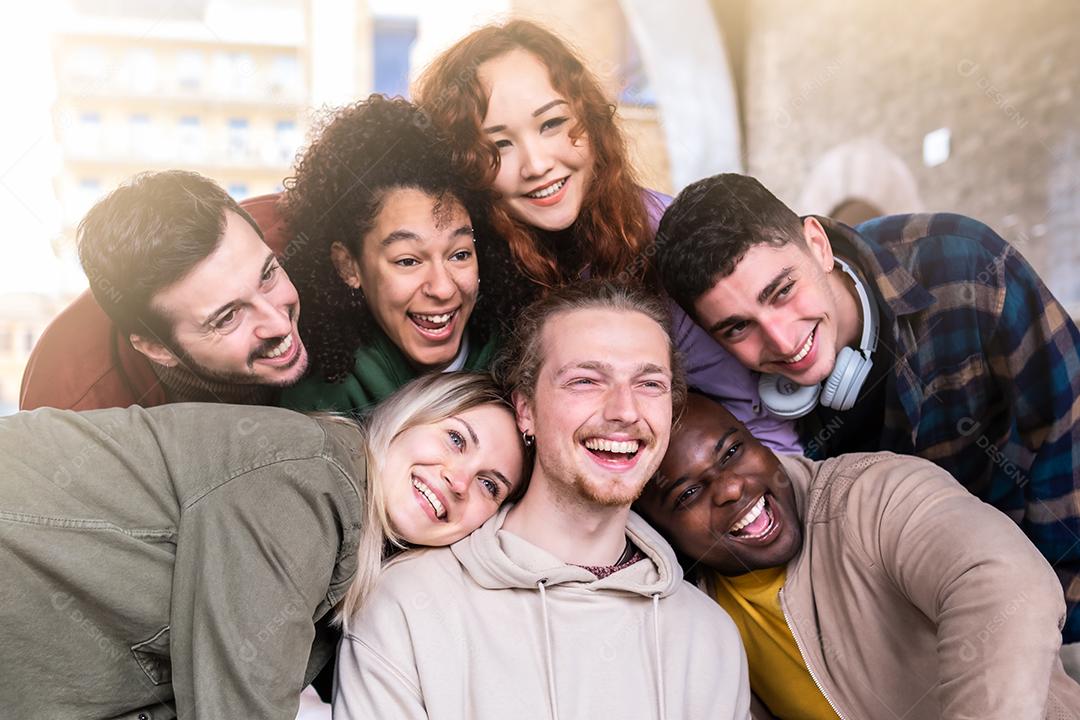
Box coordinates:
[757,257,880,419]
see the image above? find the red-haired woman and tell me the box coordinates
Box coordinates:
[414,19,798,450]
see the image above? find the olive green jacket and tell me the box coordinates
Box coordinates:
[0,403,365,719]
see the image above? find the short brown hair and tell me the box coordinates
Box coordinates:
[656,173,805,317]
[77,170,262,337]
[492,280,686,414]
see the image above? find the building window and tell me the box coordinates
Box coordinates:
[125,48,159,94]
[128,113,154,157]
[176,50,204,92]
[74,178,103,221]
[65,45,108,88]
[373,16,418,98]
[269,54,301,99]
[177,115,203,162]
[274,120,298,165]
[72,111,103,155]
[212,52,256,96]
[227,117,250,160]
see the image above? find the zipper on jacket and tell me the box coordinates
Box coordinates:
[778,588,848,720]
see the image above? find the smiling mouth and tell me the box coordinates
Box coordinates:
[583,436,642,464]
[413,476,447,520]
[408,308,459,338]
[524,177,567,199]
[780,327,815,365]
[726,494,778,540]
[252,331,300,366]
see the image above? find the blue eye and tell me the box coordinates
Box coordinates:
[448,429,465,450]
[479,475,499,498]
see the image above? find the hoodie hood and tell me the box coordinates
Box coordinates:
[451,504,685,597]
[337,499,752,720]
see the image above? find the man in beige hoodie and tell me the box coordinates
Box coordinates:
[636,392,1080,719]
[334,281,751,719]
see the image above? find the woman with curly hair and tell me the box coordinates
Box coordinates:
[278,94,523,413]
[413,20,801,451]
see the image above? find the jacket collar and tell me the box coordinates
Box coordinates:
[812,216,936,320]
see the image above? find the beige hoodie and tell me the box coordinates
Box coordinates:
[335,506,751,719]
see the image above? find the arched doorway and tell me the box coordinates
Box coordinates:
[797,139,922,218]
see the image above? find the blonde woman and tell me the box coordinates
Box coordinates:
[0,372,525,719]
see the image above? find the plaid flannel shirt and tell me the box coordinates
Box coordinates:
[806,213,1080,642]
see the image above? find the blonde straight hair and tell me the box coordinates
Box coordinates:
[336,371,519,625]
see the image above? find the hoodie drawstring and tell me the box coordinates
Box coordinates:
[652,593,667,720]
[537,580,560,720]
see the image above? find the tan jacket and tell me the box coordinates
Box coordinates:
[752,452,1080,720]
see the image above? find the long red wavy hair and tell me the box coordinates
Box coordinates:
[414,20,652,289]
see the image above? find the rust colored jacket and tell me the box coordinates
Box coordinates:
[755,452,1080,719]
[19,194,289,411]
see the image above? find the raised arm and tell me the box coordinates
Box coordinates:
[170,458,349,718]
[854,454,1069,718]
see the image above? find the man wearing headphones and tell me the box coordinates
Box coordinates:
[654,173,1080,667]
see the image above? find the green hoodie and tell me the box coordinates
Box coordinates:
[0,403,365,719]
[279,330,498,414]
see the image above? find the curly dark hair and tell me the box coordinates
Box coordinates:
[281,94,531,383]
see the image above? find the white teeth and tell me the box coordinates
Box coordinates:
[584,438,640,455]
[412,311,454,326]
[525,178,567,199]
[783,329,814,364]
[413,478,446,519]
[263,334,292,359]
[729,496,766,534]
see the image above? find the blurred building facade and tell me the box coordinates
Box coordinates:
[51,0,309,227]
[0,294,75,415]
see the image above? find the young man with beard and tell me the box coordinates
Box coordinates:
[636,392,1080,719]
[20,170,308,409]
[654,173,1080,660]
[334,282,750,720]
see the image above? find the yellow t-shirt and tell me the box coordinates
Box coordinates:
[712,567,839,720]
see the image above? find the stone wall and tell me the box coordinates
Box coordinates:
[736,0,1080,309]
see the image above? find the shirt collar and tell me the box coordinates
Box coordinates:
[443,332,471,373]
[812,215,936,319]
